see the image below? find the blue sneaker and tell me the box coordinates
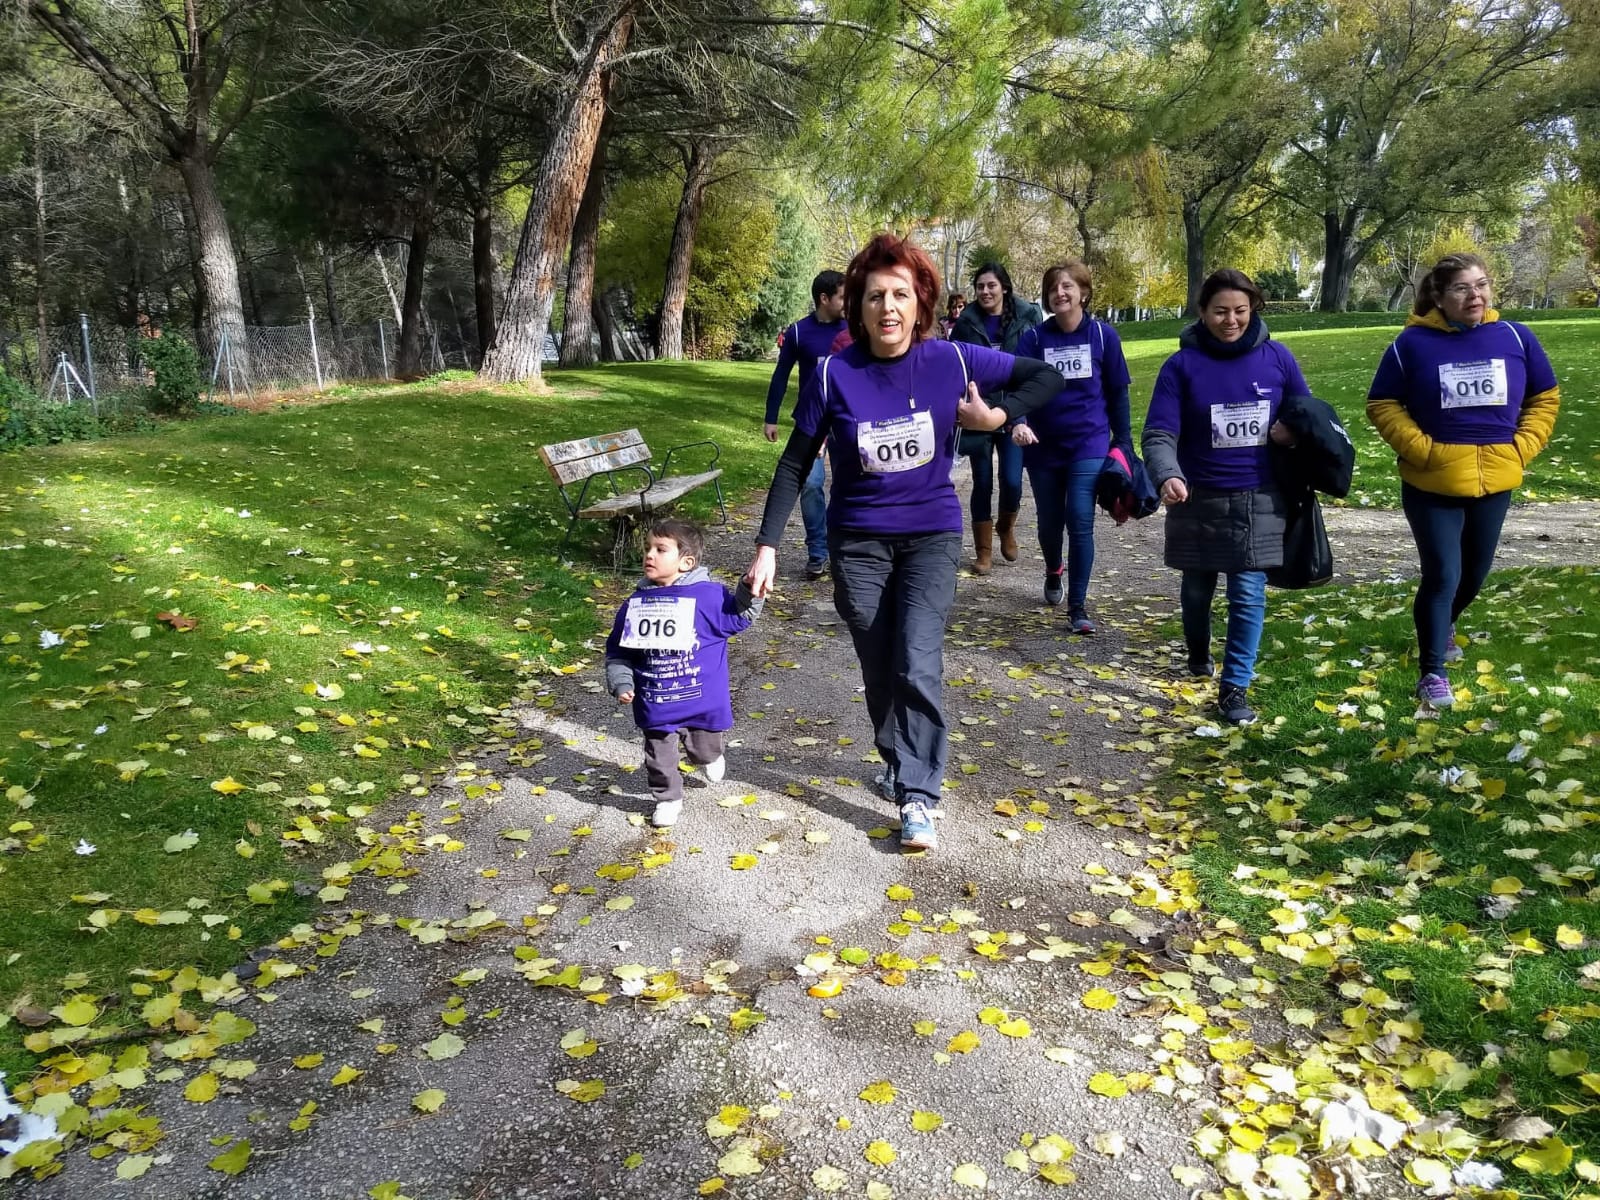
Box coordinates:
[899,802,936,850]
[875,764,898,802]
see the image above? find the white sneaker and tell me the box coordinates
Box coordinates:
[703,755,726,783]
[652,799,684,827]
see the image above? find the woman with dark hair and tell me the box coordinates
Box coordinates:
[1367,252,1560,709]
[949,262,1043,574]
[745,234,1061,852]
[1142,268,1310,727]
[940,293,966,337]
[1013,259,1132,632]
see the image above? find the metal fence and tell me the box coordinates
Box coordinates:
[5,315,571,406]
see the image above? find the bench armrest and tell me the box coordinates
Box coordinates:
[654,439,720,481]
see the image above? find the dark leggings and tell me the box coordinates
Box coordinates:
[1401,484,1512,675]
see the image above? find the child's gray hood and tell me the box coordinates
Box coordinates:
[636,565,711,589]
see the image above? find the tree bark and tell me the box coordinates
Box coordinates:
[471,147,498,360]
[656,138,718,360]
[320,242,342,332]
[593,287,622,362]
[1182,199,1205,318]
[176,152,251,373]
[242,231,265,326]
[32,119,49,374]
[480,6,635,384]
[398,170,438,379]
[559,123,609,368]
[374,247,404,325]
[1319,210,1360,312]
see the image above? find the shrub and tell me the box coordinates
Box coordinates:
[141,332,202,415]
[1256,267,1302,301]
[0,372,102,450]
[1355,295,1388,312]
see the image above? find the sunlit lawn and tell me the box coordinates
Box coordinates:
[1180,567,1600,1178]
[0,363,779,1076]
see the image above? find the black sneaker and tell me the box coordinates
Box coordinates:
[1217,685,1256,726]
[1043,570,1065,607]
[1068,609,1096,635]
[1187,656,1214,678]
[805,557,829,580]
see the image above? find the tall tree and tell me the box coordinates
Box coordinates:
[480,3,633,383]
[23,0,296,371]
[1273,0,1579,310]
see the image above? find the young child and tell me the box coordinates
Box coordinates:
[605,518,763,827]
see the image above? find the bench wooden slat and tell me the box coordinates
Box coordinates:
[576,470,723,519]
[541,429,645,466]
[544,442,653,486]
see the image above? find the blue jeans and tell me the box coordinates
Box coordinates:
[829,530,961,807]
[1401,483,1511,674]
[1181,569,1267,691]
[1028,457,1101,609]
[800,452,828,562]
[962,431,1023,524]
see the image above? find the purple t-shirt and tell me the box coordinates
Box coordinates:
[764,313,848,424]
[793,339,1017,535]
[983,312,1002,342]
[1015,316,1131,466]
[1366,320,1556,444]
[604,577,755,732]
[1146,340,1309,490]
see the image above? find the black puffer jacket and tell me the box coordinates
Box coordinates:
[1162,486,1287,573]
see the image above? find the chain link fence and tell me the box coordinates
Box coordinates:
[5,316,568,406]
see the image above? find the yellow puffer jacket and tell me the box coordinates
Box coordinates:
[1366,309,1561,497]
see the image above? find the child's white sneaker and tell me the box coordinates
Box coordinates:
[703,755,726,783]
[652,799,684,827]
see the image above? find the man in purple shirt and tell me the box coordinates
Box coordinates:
[764,270,846,579]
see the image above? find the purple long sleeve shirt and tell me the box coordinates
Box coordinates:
[604,569,757,733]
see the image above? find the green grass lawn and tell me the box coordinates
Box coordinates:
[1176,567,1600,1182]
[0,362,780,1079]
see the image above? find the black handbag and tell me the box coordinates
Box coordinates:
[1266,491,1333,589]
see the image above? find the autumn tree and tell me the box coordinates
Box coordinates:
[21,0,307,371]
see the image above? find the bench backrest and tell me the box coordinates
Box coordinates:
[540,429,652,486]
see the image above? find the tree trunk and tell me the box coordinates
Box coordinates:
[480,6,634,384]
[374,247,404,325]
[31,119,49,373]
[175,151,251,374]
[446,284,471,366]
[1386,278,1409,311]
[242,232,265,326]
[593,287,622,361]
[472,152,498,361]
[398,173,438,379]
[320,242,342,332]
[656,138,718,360]
[1182,198,1205,318]
[560,124,609,368]
[1318,211,1358,312]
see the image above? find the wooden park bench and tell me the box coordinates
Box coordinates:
[540,429,726,564]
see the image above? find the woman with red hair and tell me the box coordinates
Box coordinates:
[745,234,1060,852]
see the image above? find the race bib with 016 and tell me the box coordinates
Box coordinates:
[1044,345,1093,380]
[1210,399,1270,449]
[857,410,936,473]
[1439,358,1507,409]
[620,595,697,652]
